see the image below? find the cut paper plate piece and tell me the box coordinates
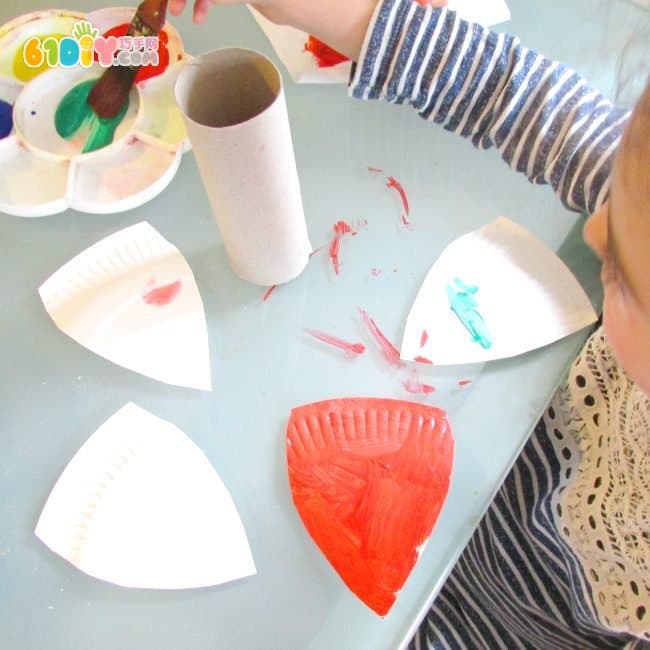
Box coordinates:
[286,398,454,615]
[401,217,598,365]
[39,222,211,390]
[36,403,256,589]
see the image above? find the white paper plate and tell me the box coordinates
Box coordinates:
[39,222,212,390]
[400,217,598,365]
[36,403,256,589]
[0,8,189,217]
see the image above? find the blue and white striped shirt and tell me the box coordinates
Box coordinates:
[349,2,648,647]
[349,0,629,214]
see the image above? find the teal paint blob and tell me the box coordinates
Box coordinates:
[0,100,13,139]
[446,277,492,349]
[55,80,129,154]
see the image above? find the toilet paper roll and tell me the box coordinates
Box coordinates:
[175,49,312,286]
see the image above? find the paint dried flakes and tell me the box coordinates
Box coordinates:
[328,220,366,275]
[359,308,403,368]
[286,398,454,616]
[262,284,278,302]
[304,328,366,357]
[401,369,436,395]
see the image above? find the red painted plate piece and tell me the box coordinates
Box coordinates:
[286,398,454,615]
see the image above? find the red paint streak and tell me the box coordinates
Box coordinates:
[329,220,354,275]
[371,268,382,277]
[97,25,170,82]
[386,176,411,226]
[402,370,436,395]
[304,328,366,357]
[458,380,473,388]
[304,35,349,68]
[413,355,433,365]
[142,280,182,306]
[359,308,404,367]
[309,246,323,258]
[287,398,454,615]
[368,167,384,173]
[420,330,429,348]
[262,284,278,302]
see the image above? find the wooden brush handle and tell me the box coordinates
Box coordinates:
[128,0,169,37]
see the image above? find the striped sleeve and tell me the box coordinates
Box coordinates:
[349,0,630,214]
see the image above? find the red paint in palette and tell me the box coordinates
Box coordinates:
[286,398,454,615]
[359,308,404,367]
[420,330,429,348]
[413,355,433,364]
[97,25,171,82]
[304,328,366,357]
[142,280,182,306]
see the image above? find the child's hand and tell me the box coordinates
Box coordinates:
[169,0,447,60]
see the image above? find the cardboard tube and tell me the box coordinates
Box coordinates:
[175,49,312,286]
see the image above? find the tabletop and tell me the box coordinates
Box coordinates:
[0,1,644,648]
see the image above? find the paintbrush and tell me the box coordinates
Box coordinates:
[87,0,169,119]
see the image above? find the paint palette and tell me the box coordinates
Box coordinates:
[0,8,190,217]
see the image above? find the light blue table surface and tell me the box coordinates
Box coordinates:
[1,1,645,648]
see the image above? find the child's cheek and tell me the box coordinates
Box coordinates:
[603,290,650,396]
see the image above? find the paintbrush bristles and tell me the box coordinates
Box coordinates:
[87,0,168,120]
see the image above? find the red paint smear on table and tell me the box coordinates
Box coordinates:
[262,284,278,302]
[368,167,384,173]
[304,328,366,357]
[420,330,429,348]
[142,280,182,306]
[402,370,436,395]
[304,35,349,68]
[329,220,354,275]
[287,398,454,615]
[386,176,411,227]
[458,380,473,388]
[359,308,404,367]
[97,25,170,82]
[310,246,323,258]
[413,355,433,365]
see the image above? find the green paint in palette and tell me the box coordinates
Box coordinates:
[55,80,129,153]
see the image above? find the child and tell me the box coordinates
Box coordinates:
[171,0,650,645]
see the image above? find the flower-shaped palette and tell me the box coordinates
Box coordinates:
[0,7,190,217]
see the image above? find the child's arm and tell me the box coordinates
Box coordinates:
[351,0,629,213]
